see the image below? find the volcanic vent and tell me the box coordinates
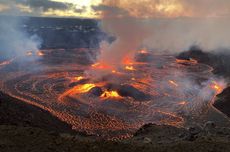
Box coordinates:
[0,48,226,140]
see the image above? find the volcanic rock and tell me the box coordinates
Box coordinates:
[177,46,212,63]
[135,53,154,63]
[88,87,103,97]
[104,83,120,91]
[143,137,152,144]
[178,46,230,76]
[214,87,230,117]
[133,123,188,144]
[117,85,151,101]
[59,133,74,140]
[204,121,216,131]
[188,126,202,136]
[0,91,75,134]
[69,79,89,88]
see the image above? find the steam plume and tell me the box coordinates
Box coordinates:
[0,16,41,61]
[93,0,230,65]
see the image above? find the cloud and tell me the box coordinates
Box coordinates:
[93,0,230,18]
[20,0,70,11]
[74,6,87,14]
[91,4,129,18]
[94,0,230,67]
[0,0,81,16]
[180,0,230,17]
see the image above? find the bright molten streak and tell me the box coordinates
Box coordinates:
[100,91,122,99]
[169,80,179,87]
[211,81,224,94]
[125,66,135,71]
[74,76,84,81]
[73,84,96,94]
[37,51,45,56]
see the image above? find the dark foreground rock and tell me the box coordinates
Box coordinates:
[214,87,230,117]
[0,91,75,134]
[1,124,230,152]
[177,47,230,77]
[1,89,230,151]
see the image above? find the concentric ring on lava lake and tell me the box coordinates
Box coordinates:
[0,49,220,140]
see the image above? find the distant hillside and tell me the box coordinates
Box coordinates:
[25,17,107,49]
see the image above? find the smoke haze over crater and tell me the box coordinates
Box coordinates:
[92,0,230,65]
[0,16,41,60]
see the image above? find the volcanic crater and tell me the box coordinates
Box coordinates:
[0,48,228,140]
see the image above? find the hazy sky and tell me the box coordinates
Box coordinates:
[0,0,230,18]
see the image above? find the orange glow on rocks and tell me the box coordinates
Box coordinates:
[92,62,112,70]
[122,56,134,65]
[72,83,96,94]
[178,101,188,105]
[36,51,45,56]
[74,76,84,81]
[169,80,179,87]
[125,66,135,71]
[139,49,148,54]
[211,81,224,94]
[0,59,14,66]
[100,91,122,99]
[176,58,198,64]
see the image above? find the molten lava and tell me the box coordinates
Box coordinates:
[36,51,45,56]
[0,48,226,140]
[125,66,135,71]
[0,58,14,67]
[73,83,96,94]
[123,56,134,65]
[139,49,148,54]
[176,58,198,64]
[178,101,188,105]
[92,62,112,70]
[100,91,122,99]
[211,81,224,94]
[74,76,84,81]
[169,80,179,87]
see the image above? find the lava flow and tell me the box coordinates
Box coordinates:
[0,48,226,140]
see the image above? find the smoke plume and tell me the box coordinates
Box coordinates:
[93,0,230,65]
[0,16,41,61]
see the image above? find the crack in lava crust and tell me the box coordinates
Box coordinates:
[0,49,220,140]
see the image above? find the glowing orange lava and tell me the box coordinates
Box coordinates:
[139,49,148,54]
[100,91,122,99]
[36,51,45,56]
[0,59,14,66]
[178,101,188,105]
[76,84,95,93]
[211,81,223,94]
[92,62,112,70]
[74,76,84,81]
[176,58,198,64]
[123,56,135,65]
[169,80,179,87]
[125,66,135,71]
